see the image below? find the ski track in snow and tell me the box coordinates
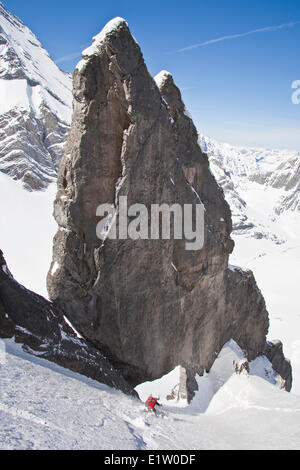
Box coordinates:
[1,339,300,450]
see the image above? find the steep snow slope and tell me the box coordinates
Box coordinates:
[231,237,300,395]
[0,172,57,297]
[0,2,72,190]
[1,339,299,450]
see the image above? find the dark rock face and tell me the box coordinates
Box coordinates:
[0,297,14,338]
[179,366,199,403]
[264,340,292,392]
[0,249,136,396]
[48,19,271,386]
[226,266,269,361]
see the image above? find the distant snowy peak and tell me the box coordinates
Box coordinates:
[0,2,72,190]
[200,134,299,183]
[0,2,71,116]
[200,134,300,243]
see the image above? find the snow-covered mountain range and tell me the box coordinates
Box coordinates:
[0,2,72,190]
[200,134,299,244]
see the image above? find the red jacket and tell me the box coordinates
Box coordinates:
[145,396,160,411]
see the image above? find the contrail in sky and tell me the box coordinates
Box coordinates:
[178,21,300,52]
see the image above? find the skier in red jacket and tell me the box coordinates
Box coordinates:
[145,395,162,413]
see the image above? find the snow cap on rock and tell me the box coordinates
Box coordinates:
[81,17,128,58]
[154,70,173,88]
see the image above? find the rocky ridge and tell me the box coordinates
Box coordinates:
[48,18,273,388]
[0,248,136,395]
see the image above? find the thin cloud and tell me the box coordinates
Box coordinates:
[55,43,90,64]
[178,21,300,52]
[55,51,82,64]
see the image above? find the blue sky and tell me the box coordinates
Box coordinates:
[3,0,300,149]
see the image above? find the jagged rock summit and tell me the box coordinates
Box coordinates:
[0,2,72,190]
[48,17,272,387]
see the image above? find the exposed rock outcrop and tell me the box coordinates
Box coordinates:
[178,366,199,403]
[0,249,136,396]
[48,18,272,387]
[264,340,292,392]
[226,266,269,360]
